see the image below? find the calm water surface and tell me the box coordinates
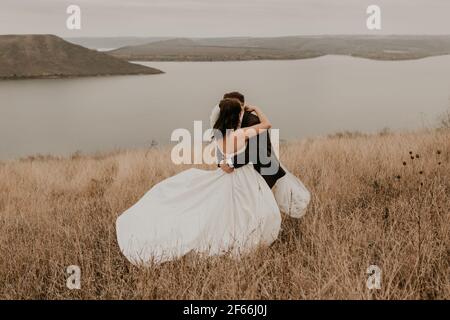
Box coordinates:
[0,55,449,159]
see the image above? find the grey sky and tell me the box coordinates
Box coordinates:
[0,0,449,37]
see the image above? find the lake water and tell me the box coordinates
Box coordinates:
[1,55,449,160]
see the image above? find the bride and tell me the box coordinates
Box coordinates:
[116,99,283,265]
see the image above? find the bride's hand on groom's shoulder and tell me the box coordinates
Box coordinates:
[244,105,258,113]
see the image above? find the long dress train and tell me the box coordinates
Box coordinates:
[116,152,281,265]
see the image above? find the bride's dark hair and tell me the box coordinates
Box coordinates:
[213,98,242,138]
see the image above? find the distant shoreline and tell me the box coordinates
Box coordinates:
[106,35,450,63]
[5,53,450,81]
[2,52,449,81]
[3,34,450,80]
[0,71,163,81]
[125,52,450,63]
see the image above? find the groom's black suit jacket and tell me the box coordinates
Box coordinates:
[230,111,286,188]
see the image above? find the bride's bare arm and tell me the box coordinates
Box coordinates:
[241,106,271,140]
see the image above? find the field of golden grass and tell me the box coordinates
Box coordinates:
[0,129,448,299]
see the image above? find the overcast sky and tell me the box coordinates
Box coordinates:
[0,0,449,37]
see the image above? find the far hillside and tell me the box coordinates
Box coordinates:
[0,34,163,80]
[66,36,171,50]
[108,35,450,61]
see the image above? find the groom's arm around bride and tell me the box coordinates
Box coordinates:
[210,91,286,188]
[234,105,286,188]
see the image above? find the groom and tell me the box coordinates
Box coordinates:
[210,91,286,188]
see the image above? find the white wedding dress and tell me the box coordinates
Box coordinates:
[272,164,311,219]
[116,146,282,265]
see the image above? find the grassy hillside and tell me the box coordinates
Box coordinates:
[0,34,163,79]
[0,129,448,299]
[108,35,450,61]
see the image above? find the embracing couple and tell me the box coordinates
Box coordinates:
[116,91,310,265]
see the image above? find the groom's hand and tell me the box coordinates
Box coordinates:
[220,163,234,174]
[245,105,261,114]
[244,105,256,113]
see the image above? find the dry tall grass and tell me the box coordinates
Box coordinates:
[0,129,448,299]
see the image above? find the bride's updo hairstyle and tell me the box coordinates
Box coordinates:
[213,98,242,138]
